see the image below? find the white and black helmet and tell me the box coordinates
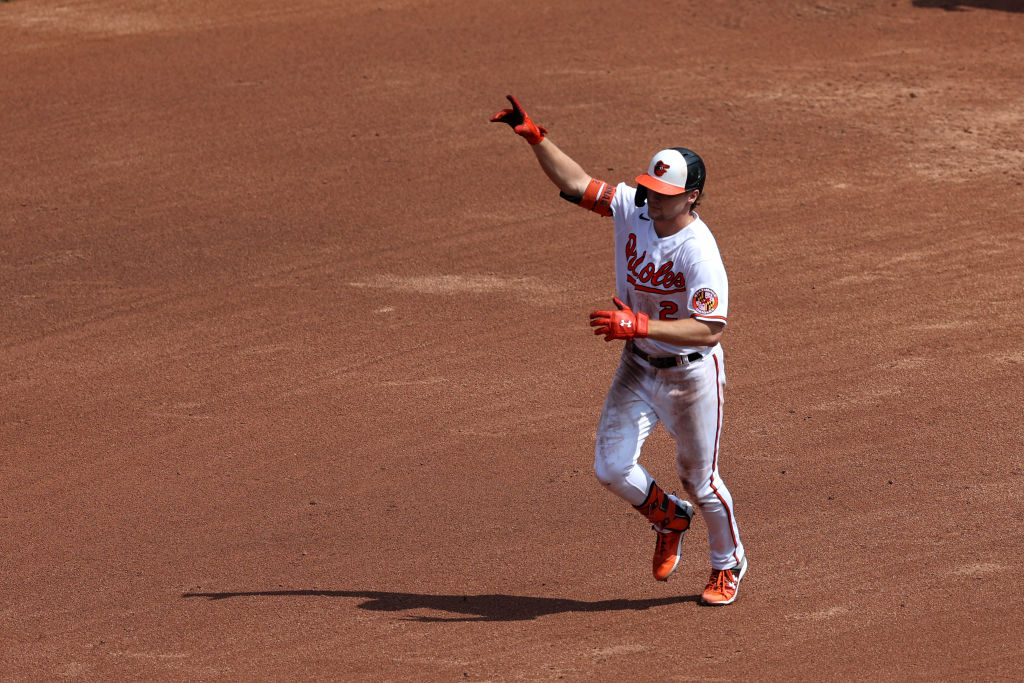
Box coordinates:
[634,147,706,207]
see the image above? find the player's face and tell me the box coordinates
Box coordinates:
[647,189,697,222]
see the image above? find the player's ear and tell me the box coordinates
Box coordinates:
[634,185,648,207]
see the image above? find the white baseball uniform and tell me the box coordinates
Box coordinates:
[592,182,744,571]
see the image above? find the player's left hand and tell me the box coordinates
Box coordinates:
[589,297,649,341]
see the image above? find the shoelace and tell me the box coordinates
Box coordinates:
[655,532,674,556]
[707,568,736,594]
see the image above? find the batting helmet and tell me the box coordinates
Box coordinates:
[634,147,706,207]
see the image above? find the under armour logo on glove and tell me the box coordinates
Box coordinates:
[589,297,649,342]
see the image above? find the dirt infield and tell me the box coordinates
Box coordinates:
[3,0,1023,679]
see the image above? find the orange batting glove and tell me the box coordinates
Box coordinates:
[490,94,548,145]
[589,297,649,342]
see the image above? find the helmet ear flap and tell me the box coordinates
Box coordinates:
[634,185,648,208]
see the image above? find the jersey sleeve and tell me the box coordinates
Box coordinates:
[686,258,729,325]
[609,182,636,219]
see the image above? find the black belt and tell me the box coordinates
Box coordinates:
[628,342,707,368]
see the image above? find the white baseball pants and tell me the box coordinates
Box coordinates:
[593,346,745,570]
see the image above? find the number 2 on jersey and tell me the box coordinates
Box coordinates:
[658,301,678,320]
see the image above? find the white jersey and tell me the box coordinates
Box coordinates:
[608,182,729,357]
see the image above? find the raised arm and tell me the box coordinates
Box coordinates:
[491,95,591,197]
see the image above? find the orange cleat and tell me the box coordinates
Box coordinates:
[700,556,748,606]
[634,483,694,581]
[652,526,688,581]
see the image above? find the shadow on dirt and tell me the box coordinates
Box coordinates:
[912,0,1024,11]
[181,589,698,622]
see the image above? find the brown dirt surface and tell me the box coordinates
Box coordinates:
[3,0,1023,679]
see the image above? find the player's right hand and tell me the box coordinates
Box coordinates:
[490,94,548,145]
[589,297,649,342]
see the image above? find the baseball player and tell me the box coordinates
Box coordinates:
[491,95,747,605]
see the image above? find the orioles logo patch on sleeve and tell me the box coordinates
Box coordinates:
[692,288,719,315]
